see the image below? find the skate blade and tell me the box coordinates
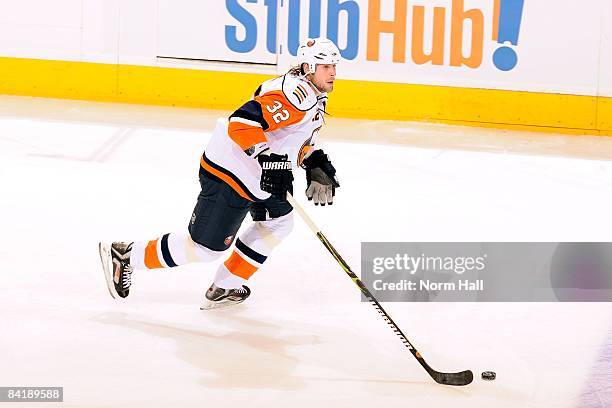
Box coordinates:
[98,242,118,300]
[200,298,246,311]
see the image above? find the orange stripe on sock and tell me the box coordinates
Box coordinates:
[144,239,164,269]
[224,250,258,279]
[200,156,254,202]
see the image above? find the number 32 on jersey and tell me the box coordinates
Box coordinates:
[266,101,290,124]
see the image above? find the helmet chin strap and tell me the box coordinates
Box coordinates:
[297,63,325,94]
[302,70,324,94]
[306,76,324,94]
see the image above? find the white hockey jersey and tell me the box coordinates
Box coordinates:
[201,73,327,201]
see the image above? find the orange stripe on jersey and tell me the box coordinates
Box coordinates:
[200,156,254,202]
[224,250,258,279]
[228,121,267,150]
[144,239,164,269]
[255,91,307,132]
[292,89,304,104]
[296,84,308,100]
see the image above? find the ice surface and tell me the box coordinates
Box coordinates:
[0,96,610,408]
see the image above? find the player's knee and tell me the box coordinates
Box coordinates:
[259,212,294,240]
[193,241,225,262]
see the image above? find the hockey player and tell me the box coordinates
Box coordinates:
[99,38,341,309]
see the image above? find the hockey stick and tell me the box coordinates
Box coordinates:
[286,192,473,386]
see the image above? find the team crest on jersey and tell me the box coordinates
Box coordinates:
[224,235,234,246]
[297,136,315,167]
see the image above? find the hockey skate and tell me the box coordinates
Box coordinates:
[98,241,133,299]
[200,283,251,310]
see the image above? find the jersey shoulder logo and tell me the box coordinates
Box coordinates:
[282,75,317,111]
[292,84,309,104]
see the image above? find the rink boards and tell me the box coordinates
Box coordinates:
[0,55,610,136]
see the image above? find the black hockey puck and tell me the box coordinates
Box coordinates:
[481,371,496,381]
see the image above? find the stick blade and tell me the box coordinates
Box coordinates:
[432,370,474,386]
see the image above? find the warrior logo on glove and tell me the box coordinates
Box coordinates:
[258,153,294,198]
[261,161,292,171]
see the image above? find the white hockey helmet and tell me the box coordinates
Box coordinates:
[296,38,341,75]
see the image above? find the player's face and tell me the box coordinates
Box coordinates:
[309,64,336,93]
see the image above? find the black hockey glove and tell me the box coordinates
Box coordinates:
[258,153,294,198]
[302,150,340,206]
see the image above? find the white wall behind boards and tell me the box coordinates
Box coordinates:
[598,2,612,97]
[0,0,83,61]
